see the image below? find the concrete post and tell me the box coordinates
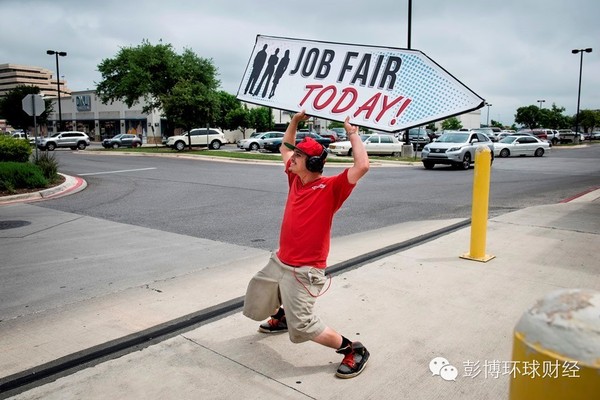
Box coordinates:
[460,146,494,262]
[509,289,600,400]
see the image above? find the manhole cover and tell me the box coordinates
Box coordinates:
[0,220,31,230]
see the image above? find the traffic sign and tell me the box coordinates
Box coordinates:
[22,94,45,117]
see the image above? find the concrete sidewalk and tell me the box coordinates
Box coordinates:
[1,188,599,399]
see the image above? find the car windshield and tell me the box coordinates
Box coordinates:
[359,135,370,142]
[499,136,518,143]
[437,133,469,143]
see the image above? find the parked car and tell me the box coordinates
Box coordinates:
[421,131,494,170]
[102,133,142,148]
[407,127,431,150]
[237,131,284,151]
[319,129,339,143]
[517,129,550,141]
[37,131,90,151]
[471,127,498,142]
[494,135,550,158]
[10,131,35,144]
[497,131,537,141]
[330,127,347,141]
[263,132,331,153]
[591,132,600,140]
[329,134,403,156]
[557,129,578,144]
[166,128,227,151]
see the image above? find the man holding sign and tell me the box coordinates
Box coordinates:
[243,111,370,378]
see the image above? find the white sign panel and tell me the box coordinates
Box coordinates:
[22,94,45,117]
[237,35,484,132]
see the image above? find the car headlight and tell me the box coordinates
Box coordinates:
[448,146,461,152]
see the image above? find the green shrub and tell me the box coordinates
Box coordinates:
[0,135,32,163]
[0,162,48,193]
[33,152,59,180]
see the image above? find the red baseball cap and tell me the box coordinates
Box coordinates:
[284,137,324,157]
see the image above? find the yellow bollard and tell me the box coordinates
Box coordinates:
[460,146,495,262]
[509,289,600,400]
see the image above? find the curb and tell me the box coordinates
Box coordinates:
[0,174,87,205]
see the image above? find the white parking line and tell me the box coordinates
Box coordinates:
[79,168,157,176]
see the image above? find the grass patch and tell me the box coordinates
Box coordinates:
[0,162,48,194]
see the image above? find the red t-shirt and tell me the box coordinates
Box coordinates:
[277,160,356,269]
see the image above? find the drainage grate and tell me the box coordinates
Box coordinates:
[0,220,31,230]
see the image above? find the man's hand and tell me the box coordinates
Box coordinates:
[344,116,369,185]
[293,110,310,124]
[344,116,359,136]
[281,110,310,163]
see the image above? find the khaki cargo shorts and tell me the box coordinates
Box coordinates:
[243,252,328,343]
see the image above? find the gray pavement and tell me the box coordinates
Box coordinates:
[1,174,599,399]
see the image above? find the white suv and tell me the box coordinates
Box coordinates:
[37,131,90,151]
[166,128,227,151]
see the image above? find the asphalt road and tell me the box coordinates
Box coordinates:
[36,143,600,252]
[2,144,599,324]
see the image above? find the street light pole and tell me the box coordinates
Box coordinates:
[571,48,592,139]
[485,103,492,127]
[537,99,545,109]
[46,50,67,132]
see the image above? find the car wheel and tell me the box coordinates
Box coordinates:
[47,143,56,151]
[499,148,510,158]
[423,161,435,170]
[534,148,544,157]
[210,140,221,150]
[250,142,259,151]
[77,142,87,150]
[112,143,119,149]
[175,141,186,151]
[391,151,400,157]
[460,152,471,170]
[348,149,353,156]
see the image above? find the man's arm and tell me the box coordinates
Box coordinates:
[344,116,370,185]
[280,110,309,164]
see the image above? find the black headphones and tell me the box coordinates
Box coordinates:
[306,146,328,173]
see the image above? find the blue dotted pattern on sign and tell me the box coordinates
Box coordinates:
[390,52,476,125]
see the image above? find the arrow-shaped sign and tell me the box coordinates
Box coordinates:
[237,35,484,132]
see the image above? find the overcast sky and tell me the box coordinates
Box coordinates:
[2,0,598,126]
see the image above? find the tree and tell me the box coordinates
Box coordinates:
[441,117,462,130]
[578,109,600,133]
[514,105,541,129]
[96,40,220,132]
[0,85,53,132]
[490,119,504,129]
[249,107,274,132]
[225,105,252,137]
[215,91,243,131]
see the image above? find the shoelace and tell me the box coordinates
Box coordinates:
[268,318,282,327]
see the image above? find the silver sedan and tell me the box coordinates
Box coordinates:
[494,135,550,158]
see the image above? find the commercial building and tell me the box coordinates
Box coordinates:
[0,63,72,98]
[46,90,164,143]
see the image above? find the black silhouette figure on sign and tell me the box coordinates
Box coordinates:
[269,49,290,99]
[244,44,268,95]
[253,48,280,98]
